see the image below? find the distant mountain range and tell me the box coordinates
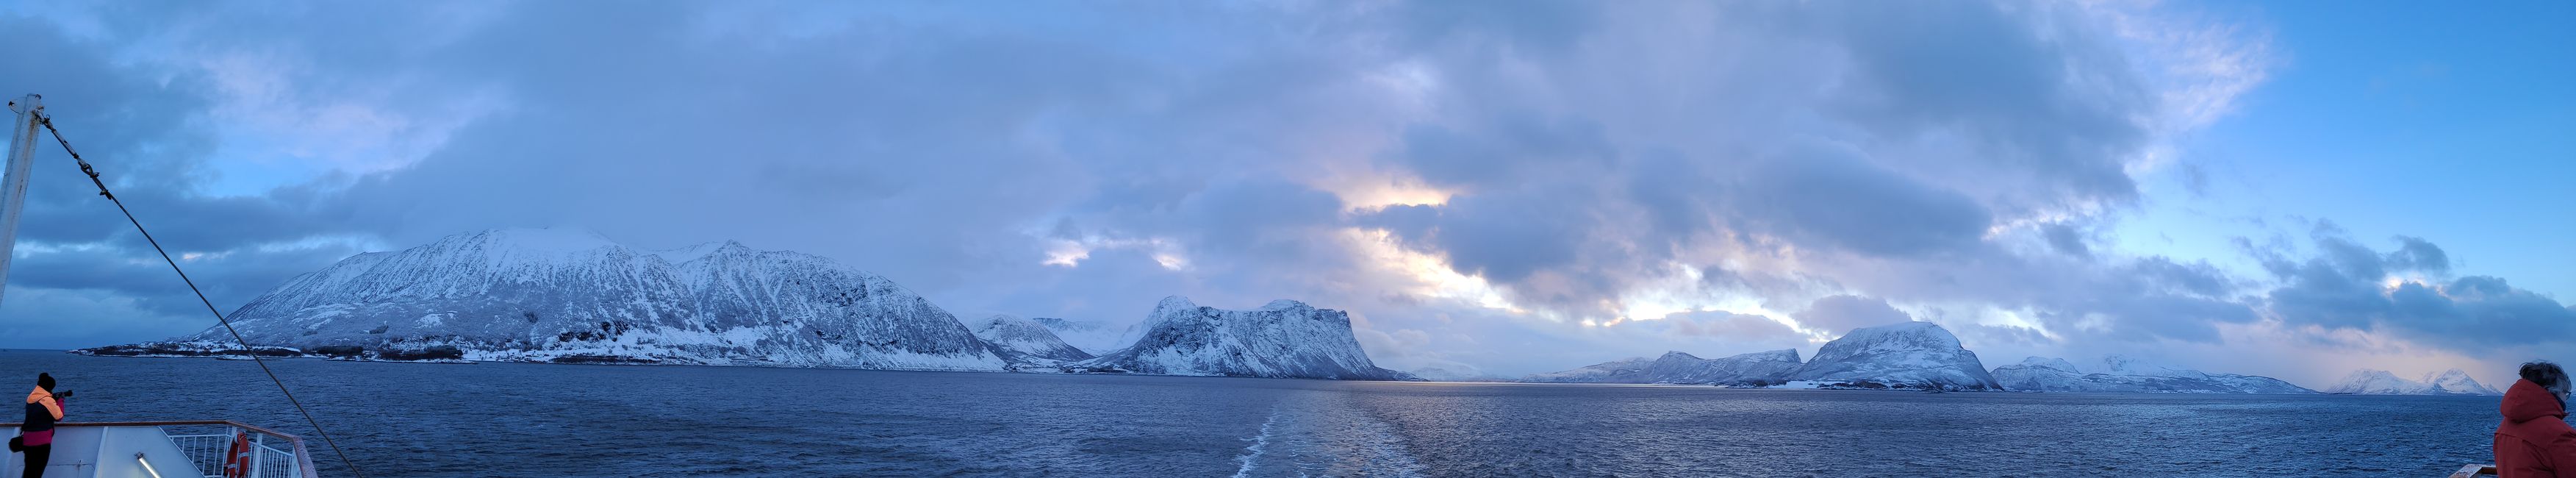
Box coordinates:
[78,229,1412,381]
[2322,368,2500,395]
[1524,349,1804,385]
[1990,356,2313,393]
[78,229,2506,393]
[1526,321,2001,390]
[1521,322,2378,394]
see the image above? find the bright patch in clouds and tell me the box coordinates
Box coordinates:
[1343,228,1518,314]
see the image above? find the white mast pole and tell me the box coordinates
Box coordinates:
[0,94,43,305]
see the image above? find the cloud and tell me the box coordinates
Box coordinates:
[0,13,379,342]
[1653,310,1801,341]
[2383,235,2452,275]
[1368,190,1590,286]
[1726,141,1995,257]
[1391,116,1618,192]
[2257,230,2576,352]
[2042,223,2091,258]
[1957,324,2053,349]
[1793,296,1914,333]
[1313,1,2260,332]
[1820,1,2154,207]
[35,1,2550,383]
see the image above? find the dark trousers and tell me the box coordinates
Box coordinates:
[18,443,44,478]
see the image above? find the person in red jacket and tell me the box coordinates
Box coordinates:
[2497,361,2576,477]
[9,373,64,478]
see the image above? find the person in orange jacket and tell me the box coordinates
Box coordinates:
[2497,361,2576,478]
[9,373,64,478]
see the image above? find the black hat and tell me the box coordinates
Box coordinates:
[2523,361,2569,390]
[36,373,52,391]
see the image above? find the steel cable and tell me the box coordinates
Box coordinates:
[36,113,369,478]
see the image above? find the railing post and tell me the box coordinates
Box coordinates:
[254,432,268,477]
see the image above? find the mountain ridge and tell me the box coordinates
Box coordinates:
[81,229,1407,381]
[1524,349,1802,385]
[2322,368,2500,395]
[1990,355,2314,393]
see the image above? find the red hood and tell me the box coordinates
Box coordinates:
[2503,379,2565,423]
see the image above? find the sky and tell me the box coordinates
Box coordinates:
[0,1,2567,387]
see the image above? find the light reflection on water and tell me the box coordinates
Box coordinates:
[0,352,2500,477]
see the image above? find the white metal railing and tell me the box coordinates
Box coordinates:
[162,424,304,478]
[5,421,317,478]
[168,432,232,475]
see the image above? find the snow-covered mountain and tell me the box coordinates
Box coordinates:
[1990,356,2314,393]
[1067,296,1414,380]
[104,229,1013,370]
[1791,321,1999,390]
[1027,317,1138,355]
[1524,349,1803,385]
[2323,370,2428,395]
[970,315,1095,365]
[2323,368,2500,395]
[2425,368,2503,395]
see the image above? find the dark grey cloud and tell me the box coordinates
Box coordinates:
[1175,177,1346,255]
[1812,1,2151,213]
[1368,191,1590,285]
[2128,257,2236,298]
[2042,223,2091,258]
[1807,241,2258,345]
[1328,1,2192,329]
[2039,256,2260,343]
[289,1,1385,308]
[2257,231,2575,351]
[1393,116,1618,190]
[1726,141,1994,257]
[2383,235,2452,275]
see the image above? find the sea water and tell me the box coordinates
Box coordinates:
[0,350,2500,477]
